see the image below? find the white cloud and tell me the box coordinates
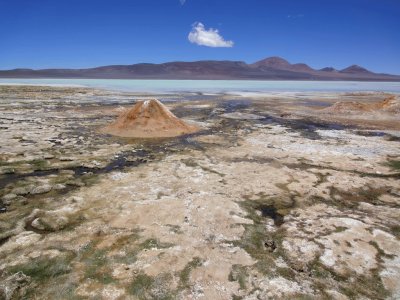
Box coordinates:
[179,0,186,5]
[188,22,234,48]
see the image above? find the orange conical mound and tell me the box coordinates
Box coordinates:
[102,99,199,138]
[323,95,400,114]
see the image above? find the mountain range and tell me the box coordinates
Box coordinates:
[1,56,399,81]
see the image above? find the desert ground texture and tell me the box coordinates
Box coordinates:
[0,85,400,300]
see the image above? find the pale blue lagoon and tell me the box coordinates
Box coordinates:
[1,78,400,94]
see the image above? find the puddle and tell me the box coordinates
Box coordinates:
[0,132,208,195]
[0,149,150,189]
[220,100,252,113]
[257,204,284,226]
[258,114,348,140]
[354,130,400,141]
[354,130,386,137]
[212,98,349,140]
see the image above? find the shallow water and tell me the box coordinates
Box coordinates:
[1,78,400,94]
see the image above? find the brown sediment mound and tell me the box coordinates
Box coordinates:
[373,95,400,113]
[101,99,199,138]
[324,101,372,113]
[323,95,400,114]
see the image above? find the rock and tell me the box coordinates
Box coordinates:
[31,214,69,231]
[30,208,74,231]
[53,183,66,190]
[30,184,52,195]
[0,272,31,300]
[2,195,27,206]
[2,193,17,201]
[31,218,46,230]
[65,179,85,187]
[0,167,15,175]
[264,239,276,252]
[11,187,30,196]
[1,231,42,254]
[59,156,75,161]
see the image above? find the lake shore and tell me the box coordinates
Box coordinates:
[1,78,400,94]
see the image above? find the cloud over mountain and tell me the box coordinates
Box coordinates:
[188,22,233,48]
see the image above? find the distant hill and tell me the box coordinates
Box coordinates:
[339,65,372,74]
[1,56,399,81]
[319,67,338,72]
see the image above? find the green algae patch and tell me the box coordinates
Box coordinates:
[79,236,174,286]
[128,272,175,300]
[83,248,115,284]
[181,158,225,177]
[126,256,203,300]
[386,160,400,170]
[233,197,290,275]
[178,257,203,289]
[128,273,155,299]
[140,238,174,250]
[228,264,248,290]
[7,253,74,282]
[29,159,49,171]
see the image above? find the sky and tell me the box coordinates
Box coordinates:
[0,0,399,74]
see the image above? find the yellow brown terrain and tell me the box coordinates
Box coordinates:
[0,85,400,299]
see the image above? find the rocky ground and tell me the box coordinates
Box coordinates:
[0,85,399,300]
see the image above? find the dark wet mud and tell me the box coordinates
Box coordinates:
[257,204,285,226]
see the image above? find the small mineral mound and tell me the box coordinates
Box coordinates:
[323,95,400,114]
[373,95,400,113]
[101,99,199,138]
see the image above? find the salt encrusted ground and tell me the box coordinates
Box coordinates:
[0,85,399,299]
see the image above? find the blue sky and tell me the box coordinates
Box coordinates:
[1,0,399,74]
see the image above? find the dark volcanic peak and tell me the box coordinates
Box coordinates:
[252,56,291,68]
[290,63,314,72]
[12,68,34,72]
[340,65,372,74]
[252,57,315,73]
[320,67,338,72]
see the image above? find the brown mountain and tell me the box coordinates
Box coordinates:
[0,57,399,81]
[340,65,372,74]
[252,57,314,72]
[252,56,292,69]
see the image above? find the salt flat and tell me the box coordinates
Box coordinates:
[0,85,399,299]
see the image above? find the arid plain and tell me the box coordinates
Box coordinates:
[0,85,399,299]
